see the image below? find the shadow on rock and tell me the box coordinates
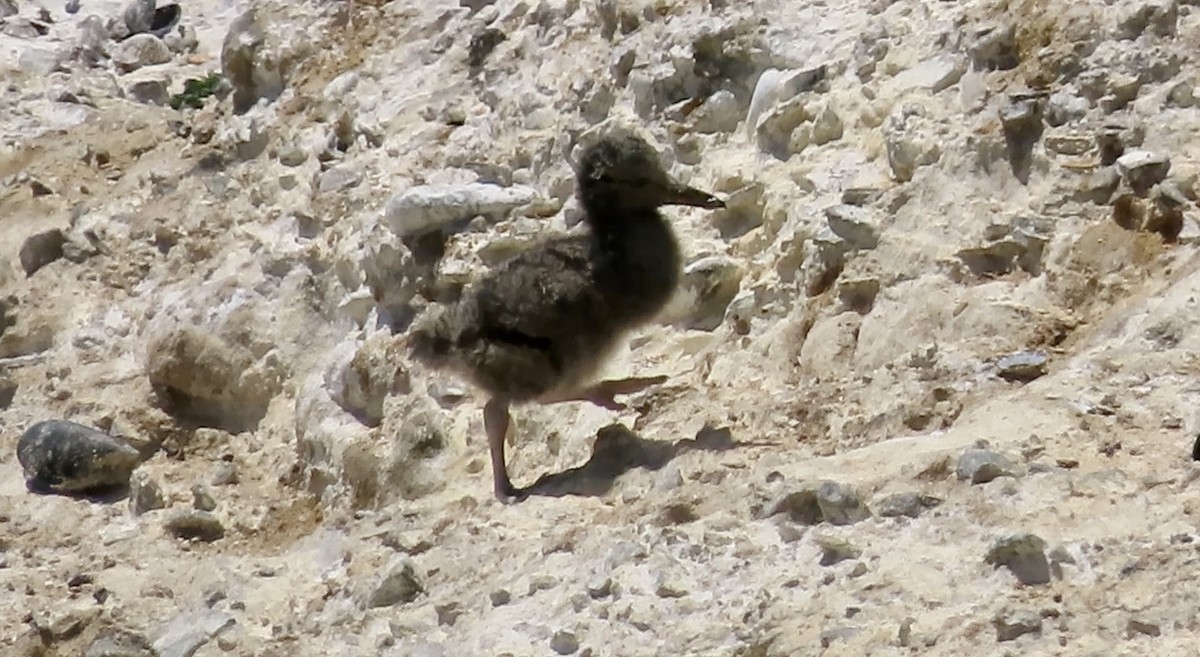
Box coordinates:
[26,479,132,504]
[524,423,737,498]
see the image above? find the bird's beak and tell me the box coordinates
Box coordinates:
[663,181,725,210]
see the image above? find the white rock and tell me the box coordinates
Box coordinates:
[124,75,169,105]
[383,183,537,237]
[745,65,828,139]
[882,104,942,182]
[889,54,966,95]
[811,102,844,145]
[691,89,740,133]
[18,47,65,76]
[825,205,880,250]
[151,610,234,657]
[324,71,360,101]
[112,33,172,72]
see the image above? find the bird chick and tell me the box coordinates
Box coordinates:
[409,127,724,502]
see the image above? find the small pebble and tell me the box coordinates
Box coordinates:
[816,535,862,566]
[368,560,423,607]
[956,448,1017,484]
[1126,618,1161,638]
[586,578,612,599]
[490,589,512,607]
[435,603,462,626]
[993,610,1042,642]
[986,533,1050,585]
[211,462,239,486]
[816,481,871,525]
[129,472,166,516]
[191,485,217,512]
[996,351,1048,382]
[550,630,580,655]
[875,492,941,518]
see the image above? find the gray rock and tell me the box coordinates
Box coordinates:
[586,577,612,599]
[816,481,870,525]
[383,183,537,237]
[1097,124,1127,166]
[967,22,1017,71]
[956,448,1017,484]
[891,54,966,94]
[220,8,284,113]
[820,626,863,647]
[1117,150,1171,194]
[490,588,512,606]
[3,16,46,38]
[550,630,580,655]
[19,229,66,276]
[125,77,169,105]
[837,277,881,314]
[151,610,233,657]
[0,372,16,409]
[0,0,16,18]
[709,182,765,239]
[986,533,1050,585]
[164,510,225,542]
[369,560,424,607]
[744,65,828,140]
[65,0,80,14]
[875,491,941,518]
[1077,167,1121,204]
[191,485,217,511]
[325,336,409,428]
[145,325,278,433]
[435,602,463,626]
[18,420,142,493]
[1126,618,1161,638]
[129,471,166,515]
[825,205,879,250]
[762,488,823,525]
[317,166,363,195]
[211,462,239,486]
[112,34,172,72]
[1167,81,1195,108]
[19,46,65,75]
[675,257,743,331]
[277,146,308,167]
[883,104,942,182]
[996,351,1048,382]
[957,239,1025,277]
[1115,0,1177,39]
[816,534,862,566]
[124,0,156,34]
[85,629,155,657]
[811,102,844,145]
[993,610,1042,642]
[754,96,810,159]
[690,89,740,133]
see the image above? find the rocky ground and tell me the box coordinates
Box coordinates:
[3,0,1200,655]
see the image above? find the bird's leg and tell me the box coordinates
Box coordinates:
[542,375,669,411]
[484,397,527,504]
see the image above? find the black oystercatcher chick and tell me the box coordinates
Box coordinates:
[408,127,725,502]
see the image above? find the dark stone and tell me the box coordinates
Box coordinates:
[17,420,141,493]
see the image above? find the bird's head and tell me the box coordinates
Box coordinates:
[575,128,725,219]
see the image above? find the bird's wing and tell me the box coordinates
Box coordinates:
[468,237,606,346]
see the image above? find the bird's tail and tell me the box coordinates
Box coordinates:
[406,304,455,368]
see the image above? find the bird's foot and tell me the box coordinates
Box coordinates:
[494,480,529,505]
[578,375,669,411]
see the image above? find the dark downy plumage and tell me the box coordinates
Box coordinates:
[408,127,725,502]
